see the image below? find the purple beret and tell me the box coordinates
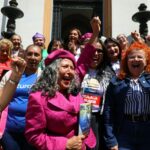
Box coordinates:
[80,32,92,42]
[32,32,45,41]
[45,49,76,67]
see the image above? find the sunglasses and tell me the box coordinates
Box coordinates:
[96,49,104,54]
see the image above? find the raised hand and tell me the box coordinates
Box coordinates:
[131,30,144,43]
[10,57,27,81]
[89,16,101,45]
[90,16,101,36]
[0,57,26,111]
[145,35,150,46]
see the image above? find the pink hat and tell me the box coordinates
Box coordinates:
[80,32,92,42]
[45,49,76,67]
[32,32,45,41]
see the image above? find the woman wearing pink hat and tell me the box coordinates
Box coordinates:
[25,17,101,150]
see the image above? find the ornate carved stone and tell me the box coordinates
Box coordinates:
[132,3,150,38]
[1,0,24,39]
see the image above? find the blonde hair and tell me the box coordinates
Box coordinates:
[0,39,13,57]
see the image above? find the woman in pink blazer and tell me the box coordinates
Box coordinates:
[25,17,101,150]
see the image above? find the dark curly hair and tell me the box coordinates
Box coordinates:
[31,58,80,97]
[104,37,122,61]
[91,38,110,81]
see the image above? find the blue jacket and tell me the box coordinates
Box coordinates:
[103,72,150,148]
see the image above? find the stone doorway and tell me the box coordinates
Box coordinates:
[52,0,103,41]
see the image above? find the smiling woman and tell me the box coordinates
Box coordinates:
[24,45,42,74]
[32,50,79,98]
[104,37,122,76]
[127,49,147,78]
[0,44,42,150]
[25,49,97,150]
[25,16,101,150]
[0,39,13,81]
[103,41,150,150]
[57,58,75,93]
[119,42,150,79]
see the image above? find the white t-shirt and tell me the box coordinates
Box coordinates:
[111,60,120,75]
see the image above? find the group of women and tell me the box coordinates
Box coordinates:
[0,15,150,150]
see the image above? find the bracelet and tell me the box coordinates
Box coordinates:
[8,79,19,85]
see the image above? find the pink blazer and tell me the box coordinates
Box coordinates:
[76,44,97,82]
[25,44,97,150]
[25,92,96,150]
[0,107,8,138]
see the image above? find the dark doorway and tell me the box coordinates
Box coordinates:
[52,0,103,41]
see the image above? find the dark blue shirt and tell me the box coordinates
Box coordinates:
[124,79,150,115]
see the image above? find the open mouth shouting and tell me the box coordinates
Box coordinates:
[58,75,74,92]
[127,49,147,78]
[131,63,140,68]
[63,76,73,83]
